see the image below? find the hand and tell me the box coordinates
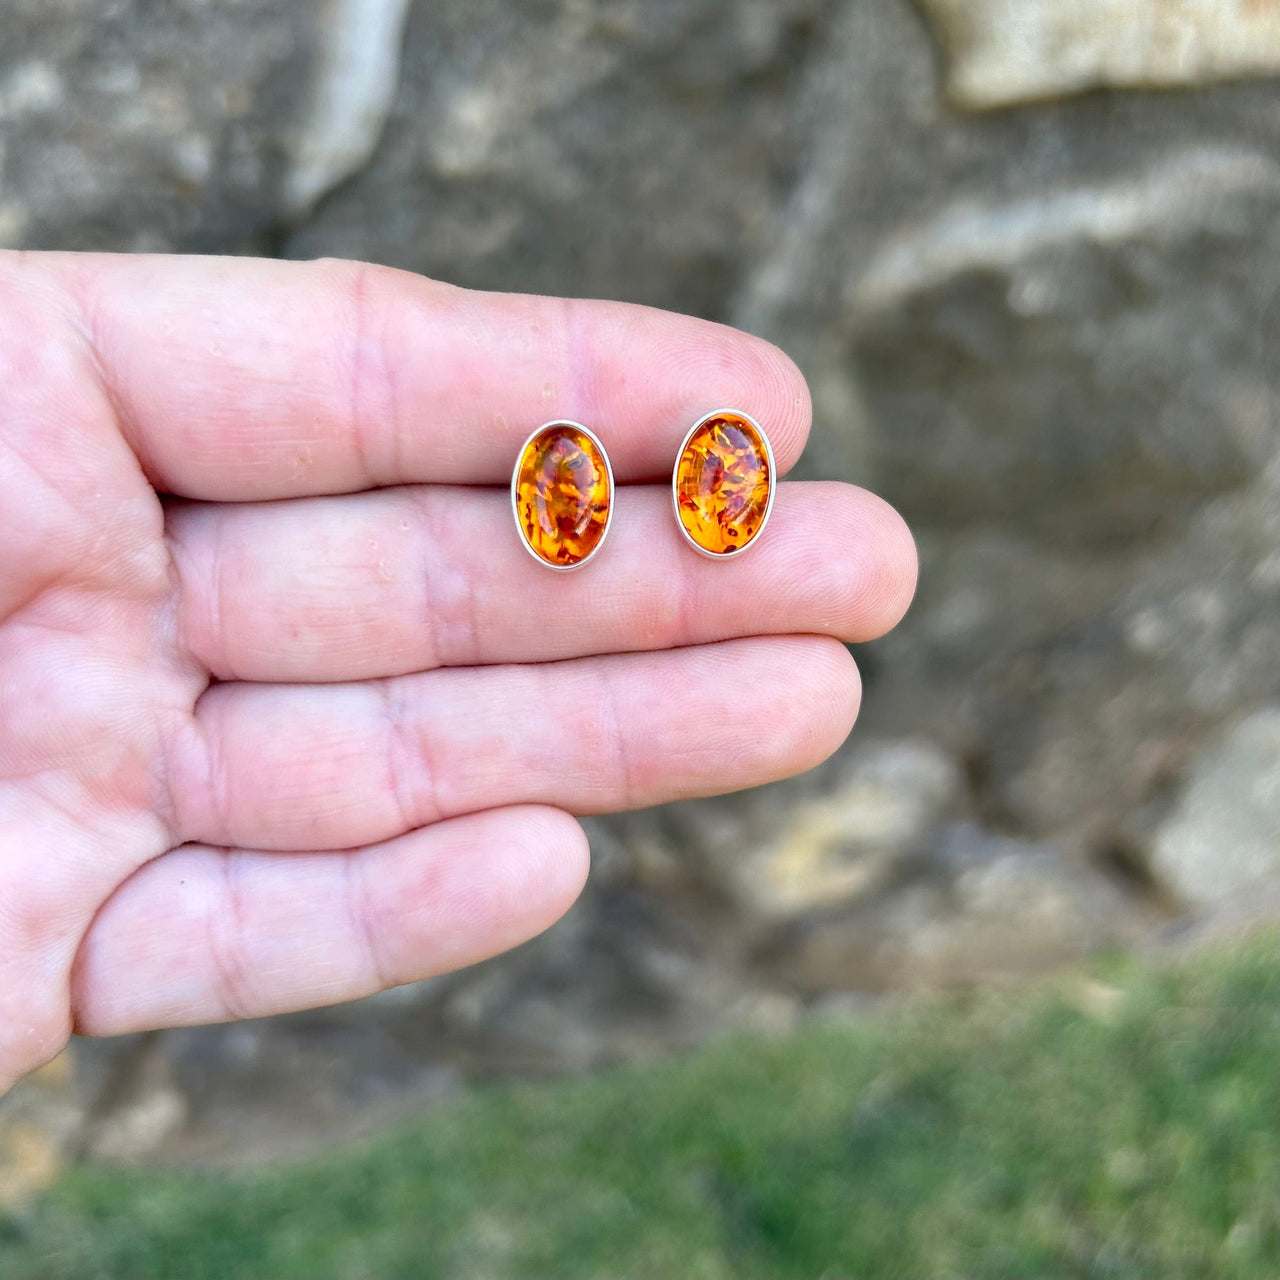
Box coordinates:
[0,253,916,1093]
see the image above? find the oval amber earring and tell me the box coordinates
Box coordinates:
[672,408,775,558]
[512,420,614,570]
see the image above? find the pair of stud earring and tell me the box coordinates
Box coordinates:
[511,408,776,571]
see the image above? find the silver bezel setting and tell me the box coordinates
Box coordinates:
[511,419,615,572]
[670,407,777,561]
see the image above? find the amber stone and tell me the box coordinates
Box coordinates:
[513,422,612,568]
[674,411,773,556]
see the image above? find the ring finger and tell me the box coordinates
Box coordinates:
[167,635,862,851]
[167,482,916,683]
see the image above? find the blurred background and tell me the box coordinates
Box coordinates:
[1,1,1277,1276]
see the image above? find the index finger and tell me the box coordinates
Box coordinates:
[42,253,811,501]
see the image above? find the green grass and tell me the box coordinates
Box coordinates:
[3,932,1276,1279]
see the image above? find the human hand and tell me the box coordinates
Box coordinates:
[0,253,916,1093]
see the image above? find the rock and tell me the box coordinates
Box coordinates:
[0,1051,79,1208]
[919,0,1280,110]
[1144,708,1280,905]
[287,0,828,317]
[73,1033,187,1164]
[1060,977,1126,1024]
[1140,877,1280,958]
[775,824,1145,991]
[0,1,411,253]
[864,453,1280,837]
[65,1011,463,1165]
[849,146,1280,544]
[0,1121,61,1209]
[831,98,1280,835]
[282,0,413,214]
[436,880,751,1070]
[88,1080,187,1164]
[732,990,805,1037]
[0,2,316,251]
[691,738,964,920]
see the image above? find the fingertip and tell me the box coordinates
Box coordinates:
[802,635,863,764]
[766,483,917,645]
[447,805,590,951]
[849,489,919,641]
[740,635,862,780]
[510,803,592,919]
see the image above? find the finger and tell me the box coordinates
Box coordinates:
[167,481,917,683]
[47,253,810,499]
[71,805,589,1035]
[168,636,862,852]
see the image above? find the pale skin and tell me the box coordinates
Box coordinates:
[0,252,917,1096]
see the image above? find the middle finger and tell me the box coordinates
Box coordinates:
[167,482,916,682]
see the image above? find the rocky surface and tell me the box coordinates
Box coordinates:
[1144,707,1280,906]
[0,0,1277,1167]
[918,0,1280,109]
[772,822,1148,992]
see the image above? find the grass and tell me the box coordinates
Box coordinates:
[2,931,1276,1279]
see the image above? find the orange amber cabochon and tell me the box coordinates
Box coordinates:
[513,422,613,568]
[674,411,773,556]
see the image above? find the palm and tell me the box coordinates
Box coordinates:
[0,253,915,1094]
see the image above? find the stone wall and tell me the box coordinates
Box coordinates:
[1,0,1277,1172]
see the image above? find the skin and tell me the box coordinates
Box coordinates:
[0,253,917,1095]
